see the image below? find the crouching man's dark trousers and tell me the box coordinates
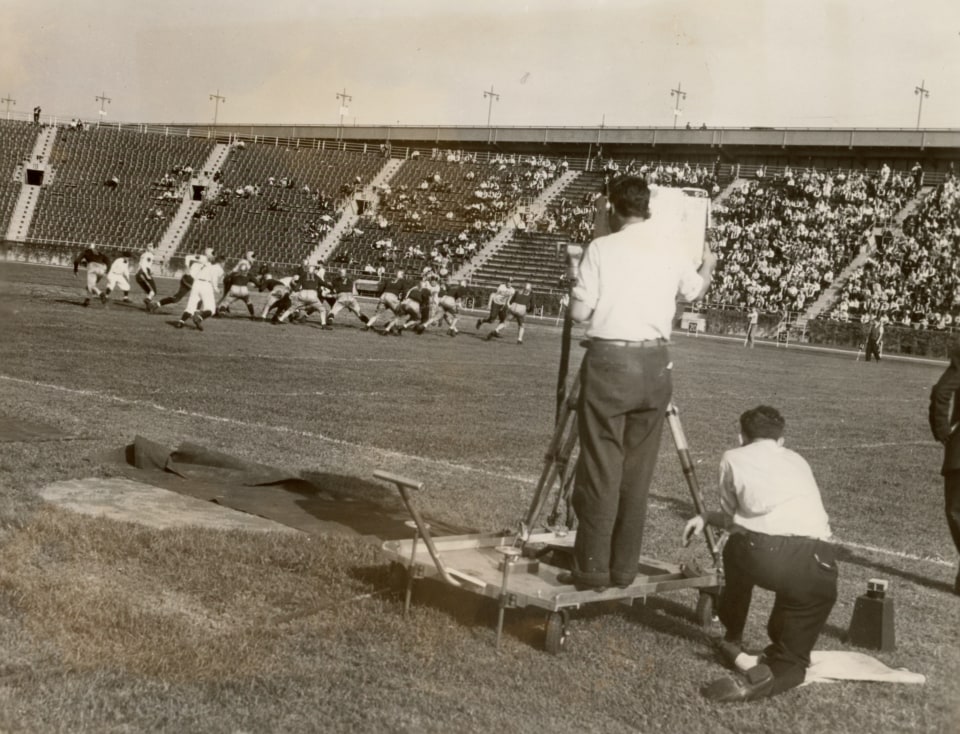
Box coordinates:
[720,530,839,697]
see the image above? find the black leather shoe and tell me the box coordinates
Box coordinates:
[556,571,608,592]
[701,664,774,703]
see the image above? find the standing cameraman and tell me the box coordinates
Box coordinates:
[560,176,716,590]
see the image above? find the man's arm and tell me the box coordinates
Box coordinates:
[569,241,599,323]
[930,364,960,443]
[686,240,718,302]
[682,456,736,545]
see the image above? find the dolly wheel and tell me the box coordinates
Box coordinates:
[696,591,718,629]
[544,611,569,655]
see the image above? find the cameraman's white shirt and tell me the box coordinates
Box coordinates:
[719,439,832,539]
[572,219,702,341]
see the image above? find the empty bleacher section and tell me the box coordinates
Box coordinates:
[0,121,40,234]
[326,153,556,276]
[27,126,214,251]
[175,143,383,269]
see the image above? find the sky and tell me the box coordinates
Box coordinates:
[2,0,959,130]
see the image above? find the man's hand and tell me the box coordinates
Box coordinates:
[700,239,718,268]
[682,515,705,547]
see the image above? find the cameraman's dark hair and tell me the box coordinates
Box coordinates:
[739,405,785,442]
[608,175,651,220]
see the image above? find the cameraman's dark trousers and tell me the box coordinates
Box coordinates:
[720,530,838,697]
[571,339,672,588]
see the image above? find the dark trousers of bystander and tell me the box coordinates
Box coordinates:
[943,471,960,559]
[719,531,838,697]
[570,341,672,588]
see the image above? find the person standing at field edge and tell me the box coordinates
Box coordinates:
[745,307,758,348]
[928,336,960,596]
[559,175,716,591]
[863,315,884,363]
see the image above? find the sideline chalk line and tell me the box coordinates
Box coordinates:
[0,373,953,568]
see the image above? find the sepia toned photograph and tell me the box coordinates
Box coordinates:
[0,1,958,731]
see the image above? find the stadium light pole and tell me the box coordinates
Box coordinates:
[483,85,500,127]
[1,95,15,120]
[95,91,112,127]
[336,88,352,141]
[670,82,687,129]
[209,89,226,128]
[914,80,930,130]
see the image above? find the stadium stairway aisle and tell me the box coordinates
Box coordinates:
[4,124,57,242]
[308,156,404,265]
[804,184,933,320]
[454,167,580,282]
[155,142,232,266]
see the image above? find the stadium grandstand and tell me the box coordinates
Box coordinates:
[2,116,959,354]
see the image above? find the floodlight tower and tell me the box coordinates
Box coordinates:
[670,82,687,129]
[95,91,112,126]
[483,85,500,127]
[209,89,226,127]
[914,80,930,130]
[1,95,15,119]
[336,88,353,140]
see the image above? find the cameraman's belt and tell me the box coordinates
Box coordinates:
[588,338,667,348]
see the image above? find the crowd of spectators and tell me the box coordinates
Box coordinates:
[705,165,917,313]
[517,160,721,244]
[330,155,571,273]
[829,173,959,329]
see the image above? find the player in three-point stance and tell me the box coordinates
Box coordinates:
[217,251,259,319]
[260,273,302,321]
[328,268,370,327]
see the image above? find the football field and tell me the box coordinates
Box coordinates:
[0,261,956,733]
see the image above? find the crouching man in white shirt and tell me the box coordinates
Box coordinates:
[684,405,838,703]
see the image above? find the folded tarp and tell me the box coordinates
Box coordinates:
[121,436,472,541]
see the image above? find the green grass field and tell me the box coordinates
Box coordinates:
[0,261,957,733]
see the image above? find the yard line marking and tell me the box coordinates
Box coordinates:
[0,374,537,485]
[793,439,940,451]
[1,373,951,569]
[832,539,953,567]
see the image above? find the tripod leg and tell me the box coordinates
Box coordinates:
[665,402,720,565]
[523,378,580,530]
[547,454,579,529]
